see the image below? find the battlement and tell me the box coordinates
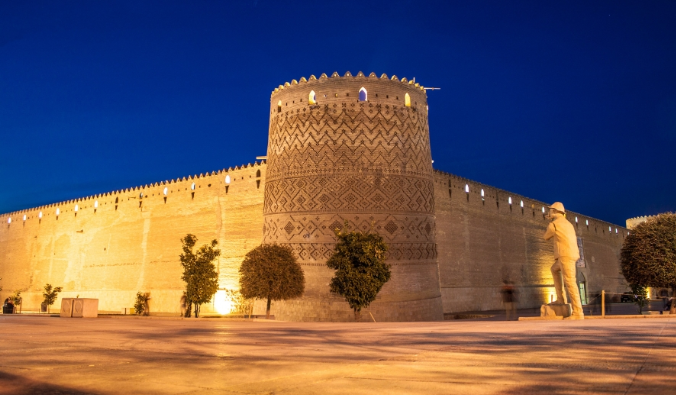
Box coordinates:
[0,160,266,219]
[271,71,427,95]
[625,214,661,229]
[433,169,628,235]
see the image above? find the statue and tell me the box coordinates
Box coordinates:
[543,202,584,320]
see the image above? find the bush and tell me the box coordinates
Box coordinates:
[134,292,151,316]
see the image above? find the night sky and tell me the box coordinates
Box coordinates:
[1,1,675,226]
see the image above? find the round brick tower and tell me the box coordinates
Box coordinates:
[263,71,443,321]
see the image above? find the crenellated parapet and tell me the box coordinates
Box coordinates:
[0,161,266,223]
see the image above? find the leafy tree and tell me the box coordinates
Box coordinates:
[630,284,649,314]
[180,234,221,318]
[239,244,305,319]
[134,292,151,316]
[326,223,391,320]
[42,284,63,313]
[621,213,676,313]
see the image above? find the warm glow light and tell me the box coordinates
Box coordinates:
[163,187,168,196]
[542,206,545,213]
[7,217,11,224]
[225,175,231,184]
[56,208,60,216]
[575,216,578,223]
[465,184,469,193]
[481,189,485,197]
[39,211,43,218]
[94,200,99,208]
[214,290,234,315]
[23,215,26,221]
[508,197,512,205]
[74,205,79,212]
[520,200,524,208]
[586,219,589,226]
[191,182,195,190]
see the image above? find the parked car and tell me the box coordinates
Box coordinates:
[620,292,634,303]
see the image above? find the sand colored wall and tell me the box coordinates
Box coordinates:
[262,72,443,321]
[433,171,628,314]
[0,163,266,314]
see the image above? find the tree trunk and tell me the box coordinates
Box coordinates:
[671,288,676,315]
[185,302,192,318]
[354,308,361,321]
[194,303,200,318]
[266,296,271,319]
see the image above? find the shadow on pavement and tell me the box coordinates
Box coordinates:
[0,371,97,395]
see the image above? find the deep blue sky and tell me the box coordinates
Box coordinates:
[1,1,675,225]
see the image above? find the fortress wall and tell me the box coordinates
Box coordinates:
[433,170,628,314]
[0,163,266,313]
[262,73,444,321]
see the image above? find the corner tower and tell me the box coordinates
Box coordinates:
[263,71,443,321]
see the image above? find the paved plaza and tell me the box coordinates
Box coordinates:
[1,315,675,395]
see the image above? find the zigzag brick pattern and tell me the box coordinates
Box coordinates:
[262,73,444,321]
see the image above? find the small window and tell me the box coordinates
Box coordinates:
[277,100,282,113]
[74,205,79,212]
[508,197,512,205]
[256,170,261,178]
[191,182,196,190]
[359,87,367,101]
[7,217,11,224]
[481,189,485,197]
[23,215,26,221]
[575,216,578,223]
[609,226,612,232]
[39,211,43,219]
[225,175,231,184]
[404,93,411,107]
[615,228,618,233]
[308,90,317,105]
[94,200,99,208]
[586,219,589,226]
[542,206,545,213]
[163,187,168,196]
[464,184,469,193]
[56,208,60,216]
[520,200,524,208]
[139,193,143,199]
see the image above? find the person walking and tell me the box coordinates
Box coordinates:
[180,292,187,317]
[501,281,517,321]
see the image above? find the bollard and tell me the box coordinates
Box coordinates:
[602,290,605,318]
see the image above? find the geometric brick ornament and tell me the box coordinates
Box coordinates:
[263,72,443,321]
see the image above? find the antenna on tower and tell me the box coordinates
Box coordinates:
[423,87,440,91]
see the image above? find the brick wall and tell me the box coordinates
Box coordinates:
[0,163,265,314]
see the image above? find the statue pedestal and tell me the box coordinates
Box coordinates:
[540,303,572,318]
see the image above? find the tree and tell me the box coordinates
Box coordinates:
[180,234,221,318]
[326,223,391,320]
[134,292,151,316]
[239,244,305,319]
[42,284,63,313]
[10,290,22,314]
[621,213,676,314]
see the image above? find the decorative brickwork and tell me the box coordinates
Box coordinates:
[262,73,443,321]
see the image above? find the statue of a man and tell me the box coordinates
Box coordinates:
[544,202,584,319]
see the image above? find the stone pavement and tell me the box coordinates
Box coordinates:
[1,315,675,395]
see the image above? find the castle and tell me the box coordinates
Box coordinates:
[0,72,629,320]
